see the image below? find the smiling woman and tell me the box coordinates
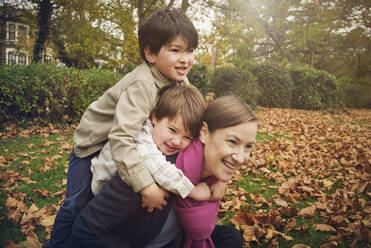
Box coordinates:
[200,96,258,182]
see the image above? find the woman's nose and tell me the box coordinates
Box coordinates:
[232,149,245,164]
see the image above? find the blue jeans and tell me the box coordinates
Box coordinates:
[45,149,98,248]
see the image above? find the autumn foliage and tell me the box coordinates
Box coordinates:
[0,108,370,247]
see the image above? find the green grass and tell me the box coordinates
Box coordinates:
[0,131,72,246]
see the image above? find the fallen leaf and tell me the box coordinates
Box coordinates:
[314,224,336,232]
[299,205,316,217]
[34,189,50,198]
[274,198,288,208]
[292,244,310,248]
[319,241,337,248]
[41,215,56,227]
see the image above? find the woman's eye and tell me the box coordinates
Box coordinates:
[185,136,193,141]
[227,140,237,145]
[188,48,195,53]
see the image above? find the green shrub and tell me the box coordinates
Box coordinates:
[213,66,259,108]
[0,64,122,129]
[187,63,209,96]
[289,66,341,110]
[337,77,371,108]
[249,63,293,108]
[67,68,122,118]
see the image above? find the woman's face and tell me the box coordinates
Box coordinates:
[199,121,257,182]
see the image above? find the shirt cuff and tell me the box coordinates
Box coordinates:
[126,167,155,193]
[179,178,195,198]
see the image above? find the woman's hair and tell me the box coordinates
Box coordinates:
[153,83,205,138]
[203,95,257,133]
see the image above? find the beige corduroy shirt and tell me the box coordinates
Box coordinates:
[73,62,188,192]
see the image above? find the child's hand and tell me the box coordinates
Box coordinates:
[140,183,169,212]
[188,182,211,201]
[209,181,227,201]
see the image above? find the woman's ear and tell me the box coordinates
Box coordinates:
[199,122,209,144]
[144,46,156,64]
[151,111,158,125]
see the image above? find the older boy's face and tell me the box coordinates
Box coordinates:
[151,114,193,155]
[146,35,195,82]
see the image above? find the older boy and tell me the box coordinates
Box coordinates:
[46,8,198,248]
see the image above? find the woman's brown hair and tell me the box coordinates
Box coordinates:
[203,95,257,133]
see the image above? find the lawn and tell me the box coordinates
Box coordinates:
[1,108,370,248]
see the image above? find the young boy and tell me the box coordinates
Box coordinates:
[91,84,221,210]
[46,8,199,248]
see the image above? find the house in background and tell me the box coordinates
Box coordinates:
[0,5,56,66]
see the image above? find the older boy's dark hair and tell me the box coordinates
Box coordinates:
[138,8,198,62]
[153,83,205,138]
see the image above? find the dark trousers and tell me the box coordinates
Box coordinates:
[45,150,98,248]
[65,214,243,248]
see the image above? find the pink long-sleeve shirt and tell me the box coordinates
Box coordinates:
[175,139,219,248]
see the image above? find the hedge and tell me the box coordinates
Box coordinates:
[0,64,122,128]
[187,63,209,96]
[289,66,341,110]
[213,66,259,108]
[248,63,293,108]
[337,77,371,108]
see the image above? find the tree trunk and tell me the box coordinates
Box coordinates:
[33,0,53,63]
[180,0,189,12]
[137,0,144,27]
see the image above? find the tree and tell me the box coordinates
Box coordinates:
[32,0,52,63]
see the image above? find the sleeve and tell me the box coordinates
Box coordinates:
[108,80,156,193]
[137,122,195,198]
[90,141,117,195]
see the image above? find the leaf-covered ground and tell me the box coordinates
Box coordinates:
[0,108,370,248]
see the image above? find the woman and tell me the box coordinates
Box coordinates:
[65,96,258,248]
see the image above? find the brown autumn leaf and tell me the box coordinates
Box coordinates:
[34,189,50,198]
[20,177,36,183]
[41,214,56,227]
[20,231,42,248]
[274,198,288,208]
[299,205,316,217]
[314,224,336,232]
[17,152,29,157]
[241,225,257,243]
[292,244,310,248]
[6,196,27,225]
[319,241,338,248]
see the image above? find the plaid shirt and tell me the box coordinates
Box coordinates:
[91,119,194,198]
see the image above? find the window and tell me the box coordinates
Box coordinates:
[8,23,15,40]
[44,54,52,64]
[18,53,27,65]
[18,25,27,40]
[8,51,16,64]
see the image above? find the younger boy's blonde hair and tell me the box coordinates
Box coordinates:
[153,83,205,138]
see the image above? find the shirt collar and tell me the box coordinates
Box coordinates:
[147,62,187,88]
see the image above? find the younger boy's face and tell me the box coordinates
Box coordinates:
[146,35,195,82]
[151,114,193,155]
